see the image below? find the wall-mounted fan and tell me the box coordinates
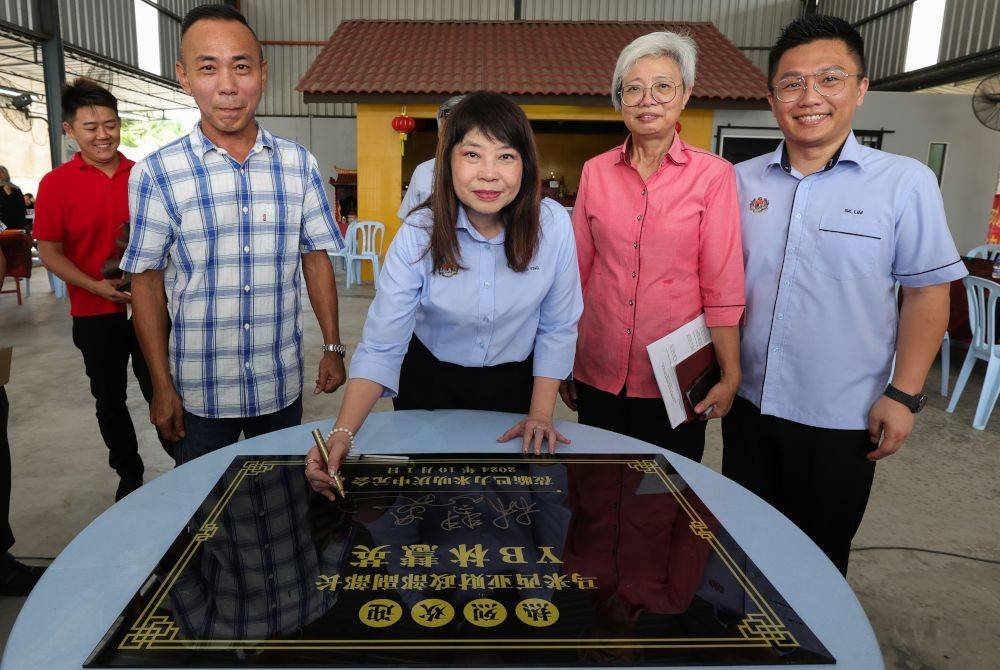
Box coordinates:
[0,82,33,132]
[972,74,1000,131]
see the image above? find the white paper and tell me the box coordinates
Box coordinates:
[646,314,712,428]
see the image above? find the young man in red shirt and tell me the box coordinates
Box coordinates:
[35,78,170,502]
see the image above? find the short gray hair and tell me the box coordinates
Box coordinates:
[611,31,697,111]
[437,95,465,124]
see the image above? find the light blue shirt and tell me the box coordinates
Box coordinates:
[397,158,435,220]
[736,133,967,430]
[351,198,583,396]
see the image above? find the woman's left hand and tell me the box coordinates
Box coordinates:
[693,377,740,420]
[498,412,571,455]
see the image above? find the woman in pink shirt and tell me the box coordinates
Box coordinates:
[561,32,745,462]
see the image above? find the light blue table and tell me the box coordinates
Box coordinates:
[1,410,883,669]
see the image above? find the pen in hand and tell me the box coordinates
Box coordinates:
[311,429,347,498]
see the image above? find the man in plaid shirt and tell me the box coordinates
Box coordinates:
[122,5,346,464]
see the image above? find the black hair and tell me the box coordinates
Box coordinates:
[180,3,259,43]
[61,77,118,123]
[768,14,867,85]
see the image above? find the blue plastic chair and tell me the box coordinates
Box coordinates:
[966,244,1000,261]
[946,276,1000,429]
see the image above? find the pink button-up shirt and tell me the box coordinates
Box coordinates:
[572,137,745,398]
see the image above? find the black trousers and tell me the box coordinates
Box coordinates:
[71,312,174,479]
[721,395,876,575]
[393,337,534,413]
[0,388,13,553]
[575,380,708,462]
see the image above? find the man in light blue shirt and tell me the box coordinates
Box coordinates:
[396,96,464,221]
[722,15,966,574]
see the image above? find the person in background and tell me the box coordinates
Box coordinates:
[0,230,46,596]
[21,193,34,233]
[561,31,745,463]
[396,95,465,221]
[0,167,27,231]
[122,4,346,465]
[35,78,169,502]
[723,15,965,575]
[306,92,583,498]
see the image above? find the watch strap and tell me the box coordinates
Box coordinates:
[884,384,926,413]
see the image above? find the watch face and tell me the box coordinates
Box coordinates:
[916,394,928,412]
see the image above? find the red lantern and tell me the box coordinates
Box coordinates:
[391,112,416,156]
[391,114,416,134]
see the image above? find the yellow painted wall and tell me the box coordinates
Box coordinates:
[357,102,716,256]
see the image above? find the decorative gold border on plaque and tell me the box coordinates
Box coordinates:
[117,457,803,654]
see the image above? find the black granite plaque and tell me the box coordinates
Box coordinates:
[85,454,835,667]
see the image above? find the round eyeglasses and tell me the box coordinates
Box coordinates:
[773,70,864,103]
[619,81,680,107]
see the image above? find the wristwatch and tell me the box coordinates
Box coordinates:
[321,343,347,357]
[884,384,927,413]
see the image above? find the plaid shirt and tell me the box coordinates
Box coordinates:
[168,463,341,640]
[121,124,344,418]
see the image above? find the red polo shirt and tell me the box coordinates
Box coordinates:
[33,152,134,317]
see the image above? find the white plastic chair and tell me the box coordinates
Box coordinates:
[327,221,358,275]
[946,276,1000,429]
[345,221,384,287]
[966,244,1000,261]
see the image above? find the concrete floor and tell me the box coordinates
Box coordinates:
[0,269,997,669]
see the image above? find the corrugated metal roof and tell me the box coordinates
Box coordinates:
[297,20,768,102]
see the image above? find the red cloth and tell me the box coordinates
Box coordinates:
[571,137,745,398]
[33,152,134,317]
[561,463,717,617]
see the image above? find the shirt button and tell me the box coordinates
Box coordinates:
[632,241,638,248]
[636,215,642,221]
[631,272,637,278]
[245,362,251,368]
[243,206,249,213]
[795,213,802,219]
[484,281,490,287]
[240,168,246,175]
[628,299,634,306]
[244,285,251,292]
[777,313,784,320]
[626,328,632,335]
[244,245,250,253]
[641,190,647,196]
[244,323,251,330]
[478,342,485,349]
[773,346,781,353]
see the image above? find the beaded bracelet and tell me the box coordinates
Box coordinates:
[327,426,356,453]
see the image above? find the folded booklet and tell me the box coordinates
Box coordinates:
[646,314,721,428]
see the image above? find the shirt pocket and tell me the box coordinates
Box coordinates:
[814,215,886,280]
[253,203,279,254]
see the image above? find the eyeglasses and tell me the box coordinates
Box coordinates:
[772,70,864,103]
[619,81,680,107]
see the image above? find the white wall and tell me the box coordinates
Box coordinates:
[713,91,1000,255]
[257,116,357,206]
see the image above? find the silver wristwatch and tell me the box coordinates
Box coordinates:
[321,343,347,356]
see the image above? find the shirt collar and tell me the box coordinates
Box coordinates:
[456,205,505,245]
[189,122,272,160]
[71,151,134,177]
[615,134,689,168]
[767,131,864,177]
